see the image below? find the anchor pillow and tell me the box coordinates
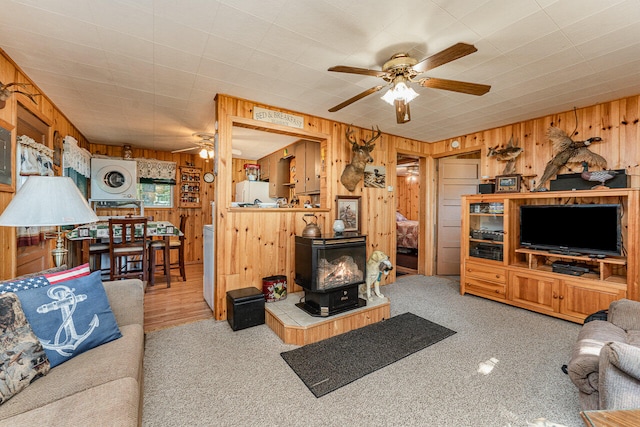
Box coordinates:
[15,271,122,368]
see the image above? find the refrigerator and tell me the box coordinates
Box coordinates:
[235,180,274,203]
[203,224,215,312]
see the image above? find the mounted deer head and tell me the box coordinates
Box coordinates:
[0,81,39,109]
[340,125,381,191]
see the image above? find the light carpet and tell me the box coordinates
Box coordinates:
[142,275,582,427]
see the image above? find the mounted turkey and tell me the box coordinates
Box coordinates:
[327,43,491,124]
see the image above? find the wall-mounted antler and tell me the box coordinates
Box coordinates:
[0,81,40,109]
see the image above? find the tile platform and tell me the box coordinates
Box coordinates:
[264,291,391,345]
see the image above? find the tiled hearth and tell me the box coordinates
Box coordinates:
[264,291,390,345]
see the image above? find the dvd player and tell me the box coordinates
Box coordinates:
[551,261,590,276]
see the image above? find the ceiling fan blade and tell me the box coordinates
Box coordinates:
[171,147,197,154]
[395,99,411,124]
[412,43,478,74]
[419,77,491,96]
[328,85,386,112]
[328,65,388,78]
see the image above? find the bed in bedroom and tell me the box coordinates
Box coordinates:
[396,211,419,251]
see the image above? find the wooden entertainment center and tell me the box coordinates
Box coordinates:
[460,188,639,323]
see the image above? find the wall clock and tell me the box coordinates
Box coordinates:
[203,172,215,183]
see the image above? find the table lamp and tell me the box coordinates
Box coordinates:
[0,176,99,266]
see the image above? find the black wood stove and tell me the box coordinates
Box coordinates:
[294,233,366,317]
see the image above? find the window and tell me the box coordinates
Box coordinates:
[137,183,173,208]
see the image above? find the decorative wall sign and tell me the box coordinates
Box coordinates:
[253,106,304,129]
[336,195,360,232]
[364,164,386,188]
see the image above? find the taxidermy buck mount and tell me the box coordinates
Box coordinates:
[340,125,382,192]
[0,81,39,109]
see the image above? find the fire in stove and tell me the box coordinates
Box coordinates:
[317,255,363,290]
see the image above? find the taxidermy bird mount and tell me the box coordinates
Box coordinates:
[0,81,39,109]
[581,161,618,189]
[534,127,607,191]
[487,136,523,175]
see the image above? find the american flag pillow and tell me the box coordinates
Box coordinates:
[0,276,49,294]
[44,263,91,285]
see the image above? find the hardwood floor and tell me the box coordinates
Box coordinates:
[144,263,214,333]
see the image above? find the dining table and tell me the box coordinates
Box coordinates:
[66,219,183,287]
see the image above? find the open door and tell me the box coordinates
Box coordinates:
[436,156,480,275]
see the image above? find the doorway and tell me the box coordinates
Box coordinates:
[395,154,421,276]
[436,155,480,275]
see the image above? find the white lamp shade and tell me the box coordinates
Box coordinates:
[0,176,99,227]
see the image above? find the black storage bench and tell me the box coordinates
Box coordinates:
[226,287,265,331]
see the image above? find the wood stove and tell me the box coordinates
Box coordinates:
[294,233,366,317]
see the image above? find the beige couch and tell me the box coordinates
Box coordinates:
[0,279,145,427]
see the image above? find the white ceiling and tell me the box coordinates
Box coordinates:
[1,0,640,156]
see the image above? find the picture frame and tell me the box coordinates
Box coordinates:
[495,174,521,193]
[0,119,15,192]
[53,130,62,167]
[336,195,361,232]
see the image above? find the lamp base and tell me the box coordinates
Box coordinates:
[51,227,68,267]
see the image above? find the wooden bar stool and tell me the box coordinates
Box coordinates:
[149,214,187,287]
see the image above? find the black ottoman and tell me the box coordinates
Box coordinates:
[226,287,265,331]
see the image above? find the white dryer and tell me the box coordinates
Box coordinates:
[90,158,138,200]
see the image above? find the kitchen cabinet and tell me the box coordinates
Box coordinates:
[294,140,320,195]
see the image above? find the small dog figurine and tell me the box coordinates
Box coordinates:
[360,250,393,301]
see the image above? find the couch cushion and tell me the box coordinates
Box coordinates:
[0,294,50,405]
[15,271,122,368]
[0,377,139,427]
[0,323,143,420]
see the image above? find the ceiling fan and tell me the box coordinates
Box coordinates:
[172,132,242,159]
[328,43,491,124]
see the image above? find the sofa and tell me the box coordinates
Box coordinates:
[567,298,640,411]
[0,278,145,426]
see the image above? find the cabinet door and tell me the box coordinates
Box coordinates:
[258,155,269,180]
[560,279,626,321]
[509,271,559,314]
[269,154,289,198]
[304,141,320,194]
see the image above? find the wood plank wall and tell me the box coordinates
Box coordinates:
[396,176,420,220]
[213,94,431,320]
[0,48,91,280]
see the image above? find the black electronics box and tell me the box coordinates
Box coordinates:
[478,183,495,194]
[551,261,590,276]
[226,287,265,331]
[549,169,628,191]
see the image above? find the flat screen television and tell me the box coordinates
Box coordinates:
[519,204,622,256]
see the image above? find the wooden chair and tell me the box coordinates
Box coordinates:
[108,217,148,282]
[89,241,110,277]
[148,214,187,286]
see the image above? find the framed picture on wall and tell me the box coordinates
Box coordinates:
[0,119,14,192]
[336,195,360,232]
[495,174,521,193]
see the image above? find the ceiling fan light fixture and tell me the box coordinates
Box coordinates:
[199,148,214,159]
[381,77,419,106]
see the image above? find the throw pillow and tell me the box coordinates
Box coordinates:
[0,293,50,404]
[396,211,408,222]
[16,271,122,368]
[44,263,91,285]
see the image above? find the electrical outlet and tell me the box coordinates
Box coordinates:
[387,185,394,192]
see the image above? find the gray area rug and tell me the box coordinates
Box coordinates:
[281,313,456,397]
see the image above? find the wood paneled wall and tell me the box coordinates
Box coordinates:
[396,175,420,220]
[429,97,640,187]
[212,95,431,320]
[0,49,91,280]
[87,144,216,265]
